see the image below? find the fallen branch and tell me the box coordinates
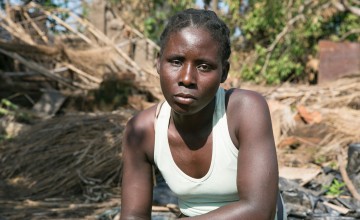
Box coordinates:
[340,28,360,40]
[332,0,360,15]
[323,201,350,214]
[0,12,35,45]
[338,151,360,201]
[260,14,304,76]
[0,39,59,55]
[343,0,360,16]
[63,63,102,84]
[259,0,316,77]
[22,10,49,44]
[0,48,81,90]
[28,2,93,44]
[75,14,148,78]
[109,7,160,51]
[29,2,147,79]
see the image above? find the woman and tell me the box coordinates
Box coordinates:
[121,8,286,219]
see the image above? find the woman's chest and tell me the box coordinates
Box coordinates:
[168,131,213,179]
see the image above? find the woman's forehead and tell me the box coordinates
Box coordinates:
[161,27,221,61]
[166,27,217,46]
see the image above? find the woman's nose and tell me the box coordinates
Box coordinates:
[179,64,196,87]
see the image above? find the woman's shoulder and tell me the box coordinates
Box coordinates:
[225,88,268,111]
[126,103,158,131]
[224,88,273,146]
[123,103,160,162]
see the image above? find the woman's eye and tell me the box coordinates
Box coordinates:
[197,64,212,72]
[171,60,182,66]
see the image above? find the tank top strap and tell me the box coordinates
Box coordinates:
[213,87,238,157]
[154,101,171,163]
[214,87,225,122]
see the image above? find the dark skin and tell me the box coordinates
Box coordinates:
[121,27,278,219]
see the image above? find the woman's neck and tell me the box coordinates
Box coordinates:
[170,98,215,134]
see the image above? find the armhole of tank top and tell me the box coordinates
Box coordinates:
[218,88,238,155]
[153,100,165,187]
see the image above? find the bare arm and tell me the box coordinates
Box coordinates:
[120,107,156,220]
[183,89,279,219]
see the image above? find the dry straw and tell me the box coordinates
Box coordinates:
[0,110,133,199]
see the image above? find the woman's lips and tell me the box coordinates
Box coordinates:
[174,93,196,105]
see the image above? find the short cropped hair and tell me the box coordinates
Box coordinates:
[159,8,231,62]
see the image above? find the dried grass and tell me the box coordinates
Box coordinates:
[267,76,360,107]
[0,109,133,199]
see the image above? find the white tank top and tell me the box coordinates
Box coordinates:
[154,88,240,216]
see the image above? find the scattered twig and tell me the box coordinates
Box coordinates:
[36,9,93,44]
[0,48,79,89]
[259,14,304,76]
[22,10,49,44]
[323,201,350,214]
[31,2,149,79]
[332,0,360,15]
[63,63,102,84]
[0,12,35,45]
[340,28,360,41]
[343,0,360,16]
[338,150,360,201]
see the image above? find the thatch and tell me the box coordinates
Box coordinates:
[0,109,134,200]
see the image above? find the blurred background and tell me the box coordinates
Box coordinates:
[0,1,359,219]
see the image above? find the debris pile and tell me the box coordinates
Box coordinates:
[264,76,360,168]
[261,76,360,219]
[0,2,162,113]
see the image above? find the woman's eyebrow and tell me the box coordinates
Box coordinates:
[165,54,184,60]
[195,58,218,64]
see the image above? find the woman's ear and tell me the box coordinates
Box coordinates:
[221,61,230,83]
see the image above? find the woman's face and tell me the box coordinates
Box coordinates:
[157,26,228,115]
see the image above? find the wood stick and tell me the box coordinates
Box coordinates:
[25,2,160,98]
[63,63,102,84]
[28,2,92,44]
[0,48,77,89]
[323,201,350,214]
[52,5,153,79]
[338,151,360,201]
[343,0,360,16]
[0,16,34,45]
[260,14,304,76]
[0,10,35,45]
[0,39,59,55]
[3,71,40,76]
[108,7,160,50]
[152,206,171,212]
[23,10,49,44]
